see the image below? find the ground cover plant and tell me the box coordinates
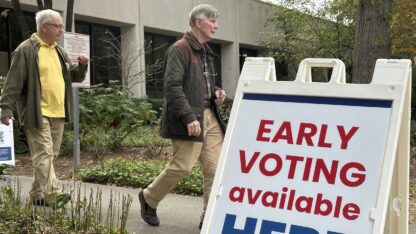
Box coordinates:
[0,177,133,234]
[78,158,203,196]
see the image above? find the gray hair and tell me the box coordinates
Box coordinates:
[189,4,219,26]
[35,9,62,31]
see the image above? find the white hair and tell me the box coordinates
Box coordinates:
[35,9,62,32]
[189,4,219,27]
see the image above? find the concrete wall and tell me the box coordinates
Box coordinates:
[139,0,190,34]
[238,0,275,46]
[0,0,275,97]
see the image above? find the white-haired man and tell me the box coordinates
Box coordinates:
[0,9,89,207]
[138,4,226,229]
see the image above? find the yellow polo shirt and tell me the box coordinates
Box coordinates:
[35,34,65,118]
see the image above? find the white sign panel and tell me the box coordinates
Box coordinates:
[60,32,90,88]
[208,93,392,234]
[0,115,14,166]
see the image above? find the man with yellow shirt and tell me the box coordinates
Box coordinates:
[0,9,89,207]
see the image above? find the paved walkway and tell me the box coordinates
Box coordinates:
[4,176,416,234]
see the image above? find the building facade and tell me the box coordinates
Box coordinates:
[0,0,275,98]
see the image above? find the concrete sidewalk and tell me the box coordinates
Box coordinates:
[5,176,416,234]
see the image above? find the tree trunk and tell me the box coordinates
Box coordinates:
[44,0,53,9]
[65,0,75,32]
[11,0,31,39]
[351,0,392,83]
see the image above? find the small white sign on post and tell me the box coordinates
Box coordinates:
[59,31,91,171]
[0,115,14,166]
[202,58,411,234]
[59,31,91,88]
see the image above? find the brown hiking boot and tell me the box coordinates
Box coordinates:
[138,189,160,226]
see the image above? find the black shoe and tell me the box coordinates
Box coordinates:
[32,193,70,208]
[53,193,71,208]
[138,189,160,226]
[199,221,203,230]
[32,198,49,207]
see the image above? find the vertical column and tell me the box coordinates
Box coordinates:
[121,25,146,97]
[221,0,239,98]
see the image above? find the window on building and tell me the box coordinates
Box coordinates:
[0,8,36,76]
[75,21,121,85]
[0,10,9,77]
[239,47,257,72]
[144,32,176,99]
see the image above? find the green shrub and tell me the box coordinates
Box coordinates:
[6,81,161,156]
[175,165,203,196]
[121,125,169,147]
[78,81,158,153]
[79,158,203,196]
[0,164,13,181]
[60,125,74,156]
[13,124,29,154]
[218,97,233,126]
[146,98,164,119]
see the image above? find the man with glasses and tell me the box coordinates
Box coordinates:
[0,9,89,207]
[138,4,226,229]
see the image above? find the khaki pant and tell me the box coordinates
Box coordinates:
[144,109,223,216]
[25,117,64,201]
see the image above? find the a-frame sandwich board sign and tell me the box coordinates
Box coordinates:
[0,113,14,166]
[201,58,412,234]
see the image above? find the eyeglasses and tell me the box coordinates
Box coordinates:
[45,23,65,30]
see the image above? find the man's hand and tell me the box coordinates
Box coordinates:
[77,54,90,65]
[0,116,12,126]
[214,89,226,106]
[187,120,201,137]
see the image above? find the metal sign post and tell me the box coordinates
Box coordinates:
[73,87,80,171]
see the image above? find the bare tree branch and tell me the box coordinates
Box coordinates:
[98,30,165,92]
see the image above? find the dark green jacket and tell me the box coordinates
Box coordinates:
[159,32,225,141]
[0,34,87,128]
